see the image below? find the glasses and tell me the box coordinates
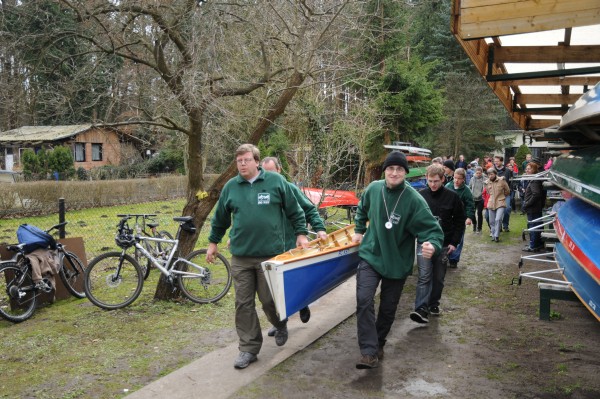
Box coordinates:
[386,166,405,173]
[236,158,255,165]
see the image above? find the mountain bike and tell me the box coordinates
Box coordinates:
[117,214,174,280]
[0,222,86,323]
[84,215,232,310]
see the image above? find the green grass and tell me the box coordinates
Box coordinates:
[0,198,351,399]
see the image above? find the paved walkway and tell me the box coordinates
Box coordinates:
[125,278,357,399]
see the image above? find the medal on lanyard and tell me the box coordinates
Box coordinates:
[382,184,405,230]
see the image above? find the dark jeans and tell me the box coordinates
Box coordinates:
[473,199,484,231]
[356,260,406,356]
[448,232,464,264]
[527,211,543,249]
[502,194,512,229]
[415,244,449,311]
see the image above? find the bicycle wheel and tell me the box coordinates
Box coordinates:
[177,249,232,304]
[59,251,86,299]
[84,252,144,310]
[0,262,37,323]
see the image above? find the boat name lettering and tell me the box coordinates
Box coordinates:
[589,301,596,311]
[338,249,349,256]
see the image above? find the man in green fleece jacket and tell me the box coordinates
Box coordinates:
[206,144,309,369]
[352,151,443,369]
[261,156,328,332]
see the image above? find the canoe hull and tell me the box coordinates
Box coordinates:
[555,243,600,321]
[554,198,600,321]
[549,145,600,208]
[262,224,360,321]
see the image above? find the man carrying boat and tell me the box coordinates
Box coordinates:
[352,151,444,369]
[261,156,328,334]
[206,144,310,369]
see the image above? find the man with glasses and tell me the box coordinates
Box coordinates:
[411,164,465,322]
[444,168,474,268]
[351,151,443,369]
[206,144,310,369]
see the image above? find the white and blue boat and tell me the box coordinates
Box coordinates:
[261,225,360,321]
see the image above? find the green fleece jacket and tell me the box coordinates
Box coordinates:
[354,180,443,279]
[208,168,308,257]
[445,181,475,221]
[283,183,326,251]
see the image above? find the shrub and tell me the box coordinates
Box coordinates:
[515,144,531,172]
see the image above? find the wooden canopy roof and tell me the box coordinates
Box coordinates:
[451,0,600,133]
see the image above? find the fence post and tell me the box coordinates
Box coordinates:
[58,198,66,239]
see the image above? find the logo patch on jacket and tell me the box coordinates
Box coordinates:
[258,193,270,205]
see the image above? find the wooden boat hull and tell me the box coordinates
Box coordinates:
[549,145,600,208]
[262,225,360,321]
[554,198,600,321]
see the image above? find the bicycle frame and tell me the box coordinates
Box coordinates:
[130,235,207,279]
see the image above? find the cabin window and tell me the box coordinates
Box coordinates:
[92,143,103,161]
[74,143,86,162]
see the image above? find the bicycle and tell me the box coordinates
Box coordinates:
[84,215,232,310]
[0,222,87,323]
[117,214,174,280]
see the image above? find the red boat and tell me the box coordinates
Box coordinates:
[301,187,359,209]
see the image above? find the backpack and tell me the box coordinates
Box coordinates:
[16,224,57,254]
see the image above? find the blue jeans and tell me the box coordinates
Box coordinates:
[502,194,512,229]
[527,211,543,249]
[489,207,505,239]
[356,260,406,354]
[415,244,448,311]
[448,232,464,264]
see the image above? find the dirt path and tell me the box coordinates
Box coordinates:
[231,224,600,399]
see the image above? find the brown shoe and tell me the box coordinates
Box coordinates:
[356,354,378,369]
[377,347,384,360]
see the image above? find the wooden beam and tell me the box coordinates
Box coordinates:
[493,45,600,63]
[515,93,581,105]
[528,119,561,130]
[500,76,600,86]
[457,0,600,39]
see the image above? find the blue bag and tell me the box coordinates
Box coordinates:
[16,224,57,253]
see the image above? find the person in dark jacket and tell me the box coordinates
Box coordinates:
[522,162,545,251]
[445,168,474,268]
[206,144,310,369]
[411,164,465,323]
[443,160,455,185]
[351,151,443,369]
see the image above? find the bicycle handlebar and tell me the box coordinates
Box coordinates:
[45,222,68,234]
[116,214,157,218]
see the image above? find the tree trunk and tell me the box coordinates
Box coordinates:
[154,71,305,300]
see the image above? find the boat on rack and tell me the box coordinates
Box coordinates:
[549,146,600,208]
[261,224,360,321]
[554,198,600,321]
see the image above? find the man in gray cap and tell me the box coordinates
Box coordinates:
[351,151,444,369]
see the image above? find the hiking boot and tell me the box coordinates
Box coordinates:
[299,306,311,323]
[274,326,288,346]
[448,261,458,268]
[267,326,277,337]
[409,308,429,324]
[429,306,441,316]
[233,352,257,369]
[356,354,378,369]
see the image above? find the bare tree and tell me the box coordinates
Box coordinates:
[44,0,358,298]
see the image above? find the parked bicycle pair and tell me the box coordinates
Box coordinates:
[0,222,86,323]
[84,215,232,310]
